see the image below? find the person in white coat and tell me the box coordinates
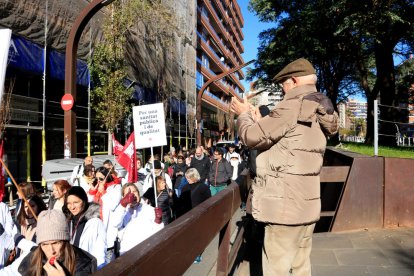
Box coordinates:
[88,166,122,263]
[0,202,14,268]
[64,186,107,269]
[142,160,173,194]
[78,164,96,197]
[70,156,93,186]
[112,183,164,256]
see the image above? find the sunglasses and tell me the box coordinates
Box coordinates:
[97,177,105,182]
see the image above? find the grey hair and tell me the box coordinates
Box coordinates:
[298,74,317,84]
[185,168,201,182]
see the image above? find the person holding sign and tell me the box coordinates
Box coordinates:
[142,176,174,225]
[142,160,172,194]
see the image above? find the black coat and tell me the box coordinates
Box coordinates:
[18,245,97,276]
[190,155,211,182]
[172,163,188,189]
[176,181,211,217]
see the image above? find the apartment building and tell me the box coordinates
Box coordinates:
[338,99,367,131]
[196,0,245,141]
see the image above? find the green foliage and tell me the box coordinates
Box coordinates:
[338,142,414,159]
[89,0,180,132]
[89,1,135,133]
[248,0,414,145]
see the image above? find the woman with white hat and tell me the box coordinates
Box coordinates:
[17,209,97,275]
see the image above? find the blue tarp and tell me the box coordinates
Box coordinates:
[8,35,89,86]
[169,97,187,115]
[126,79,187,115]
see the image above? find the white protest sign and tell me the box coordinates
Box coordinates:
[133,103,167,149]
[0,29,12,105]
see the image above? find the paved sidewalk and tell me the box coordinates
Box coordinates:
[311,227,414,276]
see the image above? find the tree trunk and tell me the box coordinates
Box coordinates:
[374,42,397,146]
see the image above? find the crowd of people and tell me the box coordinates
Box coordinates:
[0,141,250,274]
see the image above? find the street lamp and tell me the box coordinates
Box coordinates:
[196,60,254,146]
[64,0,117,158]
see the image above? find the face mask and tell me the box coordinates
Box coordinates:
[230,160,239,166]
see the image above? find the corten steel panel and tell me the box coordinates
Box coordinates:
[320,166,350,182]
[384,158,414,227]
[94,183,241,276]
[331,157,384,232]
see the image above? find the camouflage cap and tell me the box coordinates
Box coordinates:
[272,58,316,83]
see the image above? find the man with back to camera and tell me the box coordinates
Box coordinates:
[70,156,93,186]
[231,58,339,275]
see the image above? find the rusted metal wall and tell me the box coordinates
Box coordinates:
[332,156,384,232]
[384,158,414,228]
[325,148,414,232]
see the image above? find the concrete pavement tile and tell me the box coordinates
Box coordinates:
[312,236,354,249]
[370,234,405,250]
[350,236,380,249]
[335,248,391,266]
[310,249,338,265]
[368,266,414,276]
[379,248,414,266]
[388,233,414,248]
[311,265,370,276]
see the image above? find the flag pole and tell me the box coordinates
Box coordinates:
[0,158,38,220]
[150,146,158,208]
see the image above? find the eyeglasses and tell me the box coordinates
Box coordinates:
[97,177,105,182]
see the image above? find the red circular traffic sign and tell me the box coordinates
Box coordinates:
[61,94,74,111]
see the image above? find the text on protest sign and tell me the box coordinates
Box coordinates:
[133,103,167,149]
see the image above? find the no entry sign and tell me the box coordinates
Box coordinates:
[61,94,74,111]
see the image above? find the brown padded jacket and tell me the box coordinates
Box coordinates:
[237,84,339,225]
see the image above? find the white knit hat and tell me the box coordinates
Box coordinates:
[36,210,70,244]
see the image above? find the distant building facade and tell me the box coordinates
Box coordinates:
[196,0,245,143]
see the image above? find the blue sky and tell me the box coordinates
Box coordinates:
[239,1,274,92]
[238,1,367,102]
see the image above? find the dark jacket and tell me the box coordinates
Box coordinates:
[172,163,188,189]
[143,187,174,225]
[18,245,97,275]
[176,181,211,217]
[190,154,211,182]
[208,158,232,186]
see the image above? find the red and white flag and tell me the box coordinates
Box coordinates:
[116,132,137,183]
[112,133,124,156]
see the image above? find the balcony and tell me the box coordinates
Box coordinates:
[228,0,244,26]
[202,1,228,41]
[198,9,230,63]
[201,1,243,62]
[197,32,244,92]
[197,58,230,95]
[197,58,243,101]
[225,1,244,40]
[203,91,230,112]
[213,0,244,51]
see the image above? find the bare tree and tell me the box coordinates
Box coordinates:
[0,79,14,140]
